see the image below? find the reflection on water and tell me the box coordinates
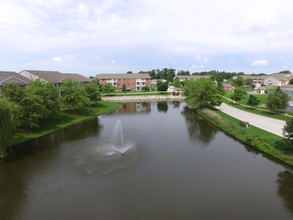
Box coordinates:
[171,101,181,108]
[157,101,168,113]
[277,170,293,215]
[117,102,151,113]
[181,105,217,144]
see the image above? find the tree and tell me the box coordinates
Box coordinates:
[275,86,282,93]
[283,118,293,141]
[60,79,90,112]
[26,81,60,117]
[122,83,126,91]
[266,92,290,112]
[183,78,222,108]
[157,80,169,93]
[0,98,19,158]
[141,86,150,92]
[231,88,246,103]
[102,83,116,94]
[173,77,181,88]
[233,76,245,87]
[20,81,61,128]
[84,82,101,103]
[246,95,260,107]
[2,84,25,103]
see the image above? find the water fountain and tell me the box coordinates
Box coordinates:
[74,119,139,175]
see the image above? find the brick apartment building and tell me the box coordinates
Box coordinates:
[96,73,151,91]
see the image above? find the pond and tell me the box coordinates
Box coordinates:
[1,101,292,220]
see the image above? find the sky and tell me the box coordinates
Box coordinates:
[1,0,293,77]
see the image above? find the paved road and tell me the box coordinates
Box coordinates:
[216,103,286,137]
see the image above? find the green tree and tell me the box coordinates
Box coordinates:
[173,77,181,88]
[102,83,116,94]
[26,81,60,117]
[233,76,245,87]
[157,80,169,93]
[266,92,290,111]
[20,94,46,128]
[2,84,25,103]
[246,95,260,107]
[275,86,282,93]
[231,88,246,103]
[0,98,19,158]
[60,79,90,111]
[122,83,126,91]
[20,81,60,128]
[283,118,293,141]
[183,78,222,108]
[84,82,101,103]
[141,86,150,92]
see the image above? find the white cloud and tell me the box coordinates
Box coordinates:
[53,57,63,62]
[251,59,269,67]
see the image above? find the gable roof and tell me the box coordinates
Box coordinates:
[62,73,90,83]
[97,73,151,79]
[22,70,90,83]
[270,73,293,81]
[23,70,64,83]
[175,75,210,79]
[0,71,32,85]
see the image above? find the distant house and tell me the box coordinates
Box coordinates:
[242,75,268,88]
[223,83,235,92]
[264,74,293,86]
[96,73,151,91]
[174,75,210,82]
[0,71,32,91]
[258,87,267,94]
[19,70,90,87]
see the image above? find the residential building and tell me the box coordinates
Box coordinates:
[0,71,32,91]
[19,70,90,87]
[174,75,210,82]
[96,73,151,91]
[242,75,268,88]
[223,83,235,92]
[264,74,293,86]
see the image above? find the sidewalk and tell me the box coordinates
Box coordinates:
[216,103,286,137]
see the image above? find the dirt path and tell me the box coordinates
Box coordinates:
[216,103,286,137]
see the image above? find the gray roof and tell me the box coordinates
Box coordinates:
[23,70,90,83]
[222,83,234,87]
[176,75,210,79]
[242,75,269,80]
[0,71,32,84]
[270,73,293,80]
[23,70,64,83]
[97,73,151,79]
[62,73,90,83]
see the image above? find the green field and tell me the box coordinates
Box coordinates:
[8,101,121,148]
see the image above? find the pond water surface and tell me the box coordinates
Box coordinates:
[1,101,293,220]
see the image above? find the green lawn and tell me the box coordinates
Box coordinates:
[8,101,121,147]
[198,108,293,166]
[225,92,268,106]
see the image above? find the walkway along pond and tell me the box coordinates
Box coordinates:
[0,101,292,219]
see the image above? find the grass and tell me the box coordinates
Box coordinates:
[103,92,171,97]
[222,98,293,120]
[225,92,268,105]
[197,107,293,166]
[8,101,121,147]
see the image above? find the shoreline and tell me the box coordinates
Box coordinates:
[102,95,185,102]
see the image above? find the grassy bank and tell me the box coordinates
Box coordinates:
[197,107,293,166]
[7,101,121,148]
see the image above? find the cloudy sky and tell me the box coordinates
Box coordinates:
[1,0,293,76]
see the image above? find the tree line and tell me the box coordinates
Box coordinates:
[0,79,100,157]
